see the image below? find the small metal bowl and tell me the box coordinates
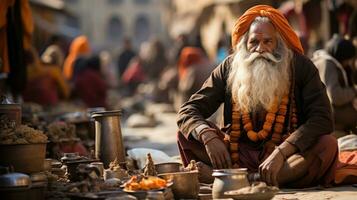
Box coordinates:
[155,162,181,175]
[0,173,30,188]
[160,171,199,199]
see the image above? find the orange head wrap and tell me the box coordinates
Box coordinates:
[231,5,304,54]
[63,35,91,80]
[178,47,204,79]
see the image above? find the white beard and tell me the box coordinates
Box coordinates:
[227,36,292,112]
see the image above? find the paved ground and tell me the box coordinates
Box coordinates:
[121,103,357,200]
[122,110,179,157]
[273,186,357,200]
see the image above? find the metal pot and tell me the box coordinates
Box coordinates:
[0,172,30,200]
[160,171,199,199]
[0,103,21,126]
[91,110,125,168]
[63,158,98,182]
[0,172,30,188]
[29,172,47,200]
[212,168,250,199]
[0,143,46,173]
[155,162,181,174]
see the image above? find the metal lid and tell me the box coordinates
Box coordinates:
[212,168,248,176]
[0,173,30,188]
[91,110,122,118]
[87,107,106,114]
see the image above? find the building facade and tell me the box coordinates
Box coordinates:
[64,0,170,51]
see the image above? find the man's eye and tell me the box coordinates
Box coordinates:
[249,40,258,45]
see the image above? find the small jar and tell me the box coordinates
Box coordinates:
[212,168,250,199]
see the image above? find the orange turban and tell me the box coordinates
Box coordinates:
[63,35,91,80]
[178,47,204,80]
[231,5,304,54]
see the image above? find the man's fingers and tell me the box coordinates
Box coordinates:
[272,171,279,186]
[219,153,227,169]
[225,153,232,169]
[223,148,232,168]
[259,165,264,182]
[207,151,217,169]
[215,154,224,169]
[265,170,272,186]
[211,155,218,169]
[217,147,227,169]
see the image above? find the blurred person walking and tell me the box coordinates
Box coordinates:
[22,48,69,106]
[313,35,357,134]
[63,35,91,80]
[73,55,108,108]
[117,37,136,79]
[174,47,215,111]
[41,35,65,69]
[121,39,168,95]
[169,34,189,65]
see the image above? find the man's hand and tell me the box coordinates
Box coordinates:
[201,131,232,169]
[353,98,357,111]
[259,148,284,186]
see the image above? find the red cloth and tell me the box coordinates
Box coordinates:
[231,5,304,54]
[74,69,107,107]
[121,59,146,84]
[22,74,59,105]
[59,142,88,156]
[335,151,357,184]
[177,133,338,187]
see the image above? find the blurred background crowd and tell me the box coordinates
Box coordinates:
[0,0,356,135]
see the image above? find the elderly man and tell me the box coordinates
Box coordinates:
[177,5,338,187]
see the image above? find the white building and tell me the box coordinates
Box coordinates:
[64,0,170,51]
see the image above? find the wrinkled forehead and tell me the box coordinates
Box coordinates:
[248,17,277,40]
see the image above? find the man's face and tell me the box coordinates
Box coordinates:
[247,22,277,54]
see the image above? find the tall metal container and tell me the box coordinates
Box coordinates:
[91,110,125,168]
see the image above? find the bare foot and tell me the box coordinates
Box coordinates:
[196,162,214,183]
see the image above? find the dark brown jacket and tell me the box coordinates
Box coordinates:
[177,52,333,152]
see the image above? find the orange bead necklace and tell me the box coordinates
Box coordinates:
[229,93,298,166]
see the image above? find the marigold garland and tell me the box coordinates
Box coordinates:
[229,93,298,166]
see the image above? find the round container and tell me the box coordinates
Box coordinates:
[0,172,30,200]
[91,110,125,168]
[91,162,104,177]
[87,107,106,140]
[155,162,181,174]
[61,152,80,162]
[0,143,47,174]
[29,172,47,200]
[212,168,250,199]
[0,173,30,188]
[160,171,199,199]
[0,103,22,126]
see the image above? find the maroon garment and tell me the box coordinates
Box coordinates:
[177,132,338,188]
[177,53,334,153]
[74,69,107,108]
[23,74,59,106]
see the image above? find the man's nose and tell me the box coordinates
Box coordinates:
[255,43,266,53]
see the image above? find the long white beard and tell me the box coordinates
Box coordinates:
[227,38,292,112]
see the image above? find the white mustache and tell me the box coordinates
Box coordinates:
[245,52,281,64]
